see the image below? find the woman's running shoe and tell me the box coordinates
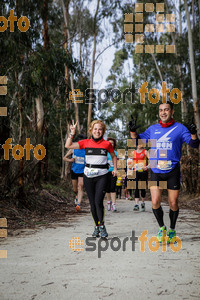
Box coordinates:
[112,203,117,212]
[74,198,78,205]
[141,203,145,212]
[133,204,139,211]
[92,226,100,237]
[99,225,108,238]
[167,229,176,244]
[75,203,81,212]
[107,201,112,211]
[157,226,167,243]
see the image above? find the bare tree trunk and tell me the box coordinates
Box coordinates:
[61,0,80,132]
[18,93,24,197]
[35,96,44,186]
[179,0,182,34]
[63,0,70,112]
[60,117,65,179]
[198,0,200,39]
[151,53,163,82]
[184,0,200,135]
[35,96,44,133]
[87,0,100,131]
[178,0,187,123]
[34,0,49,186]
[79,31,83,84]
[42,0,50,49]
[192,0,195,30]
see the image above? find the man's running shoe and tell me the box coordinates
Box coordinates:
[141,203,145,212]
[167,229,176,244]
[112,203,117,212]
[157,226,167,243]
[74,198,78,205]
[133,204,139,211]
[99,225,108,238]
[92,226,100,237]
[75,203,81,212]
[107,201,112,211]
[128,196,133,200]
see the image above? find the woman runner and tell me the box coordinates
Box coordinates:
[65,120,117,237]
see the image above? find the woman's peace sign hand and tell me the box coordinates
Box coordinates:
[70,120,78,135]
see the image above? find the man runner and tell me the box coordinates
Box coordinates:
[129,101,199,243]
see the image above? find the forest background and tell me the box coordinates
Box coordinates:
[0,0,200,225]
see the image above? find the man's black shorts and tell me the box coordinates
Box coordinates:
[71,170,84,180]
[150,163,180,190]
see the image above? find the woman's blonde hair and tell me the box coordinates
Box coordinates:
[88,120,106,137]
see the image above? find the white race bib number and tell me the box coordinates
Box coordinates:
[86,169,99,176]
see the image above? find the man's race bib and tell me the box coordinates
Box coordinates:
[157,160,172,170]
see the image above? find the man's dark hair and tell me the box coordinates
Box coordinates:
[159,100,174,110]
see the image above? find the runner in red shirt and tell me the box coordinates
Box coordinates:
[65,120,117,238]
[132,144,149,211]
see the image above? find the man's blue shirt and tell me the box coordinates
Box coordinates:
[139,122,191,173]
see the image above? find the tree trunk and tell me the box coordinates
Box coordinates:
[63,0,70,112]
[178,0,187,123]
[0,123,10,196]
[151,53,163,82]
[61,0,80,132]
[179,0,182,34]
[198,0,200,40]
[87,0,100,131]
[18,92,25,200]
[35,96,44,187]
[35,96,44,133]
[192,0,195,30]
[42,0,50,49]
[79,31,83,84]
[60,117,65,179]
[184,0,200,135]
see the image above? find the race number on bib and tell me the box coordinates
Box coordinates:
[85,169,99,176]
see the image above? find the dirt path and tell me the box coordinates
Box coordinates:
[0,200,200,300]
